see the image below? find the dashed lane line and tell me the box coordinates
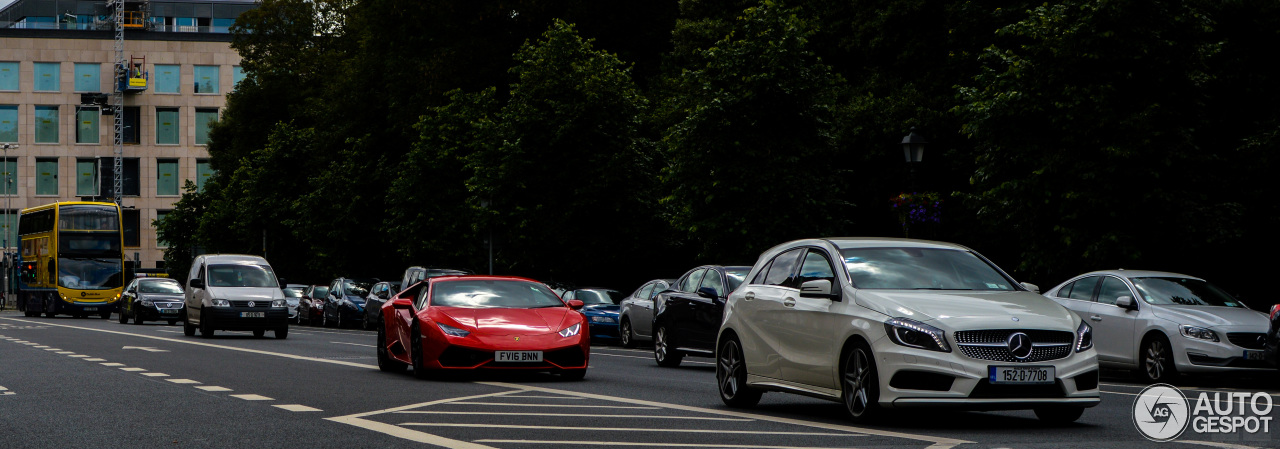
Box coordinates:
[1,386,13,396]
[101,362,125,366]
[68,354,89,358]
[230,394,274,401]
[196,386,233,392]
[167,379,201,385]
[275,404,323,412]
[120,367,146,372]
[400,423,860,437]
[84,358,106,362]
[141,372,169,377]
[392,411,753,421]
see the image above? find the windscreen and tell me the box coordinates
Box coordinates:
[575,289,623,305]
[1131,277,1243,308]
[431,280,565,309]
[207,264,279,288]
[839,247,1015,290]
[282,288,303,298]
[58,257,123,290]
[311,286,329,298]
[138,280,183,294]
[343,280,374,297]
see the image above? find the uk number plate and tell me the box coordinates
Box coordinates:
[83,307,98,312]
[495,351,543,362]
[1245,350,1266,361]
[989,366,1055,384]
[240,312,265,318]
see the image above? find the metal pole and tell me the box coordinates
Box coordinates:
[111,0,124,204]
[2,143,14,307]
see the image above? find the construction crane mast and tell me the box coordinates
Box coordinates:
[110,0,124,203]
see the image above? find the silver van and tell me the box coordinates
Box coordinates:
[183,254,289,339]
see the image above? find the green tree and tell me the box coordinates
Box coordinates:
[154,181,208,282]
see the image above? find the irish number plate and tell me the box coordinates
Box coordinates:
[161,309,178,314]
[1245,350,1266,361]
[240,312,265,318]
[989,366,1055,384]
[83,307,98,312]
[495,351,543,362]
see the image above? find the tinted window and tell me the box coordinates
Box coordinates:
[430,280,565,309]
[343,279,373,297]
[1131,277,1244,308]
[839,247,1015,290]
[750,260,773,285]
[1096,277,1132,306]
[311,286,329,298]
[636,283,655,299]
[764,249,804,286]
[725,268,749,291]
[700,271,725,297]
[1067,277,1100,301]
[207,264,278,288]
[577,289,622,305]
[138,280,183,294]
[282,288,302,298]
[798,250,836,282]
[649,281,669,299]
[679,269,707,292]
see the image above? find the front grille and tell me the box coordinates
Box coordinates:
[545,347,586,368]
[954,329,1074,363]
[230,300,271,308]
[438,347,491,367]
[969,379,1066,399]
[889,370,955,391]
[154,302,183,309]
[1227,333,1267,350]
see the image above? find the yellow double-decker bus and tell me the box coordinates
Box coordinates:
[17,202,125,318]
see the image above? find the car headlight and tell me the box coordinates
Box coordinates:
[589,316,616,324]
[271,299,286,308]
[884,318,950,352]
[211,299,230,307]
[559,323,582,338]
[1180,325,1219,342]
[1075,321,1093,352]
[140,299,153,307]
[437,323,470,337]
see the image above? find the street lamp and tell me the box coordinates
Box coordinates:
[900,128,927,189]
[2,142,16,306]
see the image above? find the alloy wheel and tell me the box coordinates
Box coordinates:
[843,347,876,419]
[1144,338,1169,381]
[620,321,633,347]
[718,340,742,398]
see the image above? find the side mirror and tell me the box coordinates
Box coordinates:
[799,279,838,300]
[567,299,584,310]
[390,298,413,310]
[188,278,205,289]
[696,287,719,299]
[1116,296,1137,310]
[1021,282,1040,294]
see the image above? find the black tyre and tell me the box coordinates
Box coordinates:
[199,308,214,338]
[841,342,881,422]
[653,324,683,367]
[1139,334,1178,383]
[1034,406,1085,424]
[377,325,407,373]
[117,307,128,324]
[133,310,144,325]
[275,327,288,339]
[183,311,196,336]
[100,310,112,320]
[559,369,587,381]
[410,324,431,379]
[717,336,762,407]
[253,329,266,338]
[620,319,636,348]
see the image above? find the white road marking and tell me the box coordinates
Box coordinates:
[157,330,182,334]
[476,441,865,449]
[401,423,858,437]
[391,411,752,421]
[196,386,232,392]
[327,389,528,449]
[230,394,273,401]
[43,348,61,351]
[122,346,169,352]
[1175,441,1264,449]
[166,379,201,384]
[330,341,375,348]
[120,367,146,372]
[67,354,88,358]
[101,362,125,366]
[55,351,75,354]
[499,395,587,400]
[141,372,169,377]
[449,402,659,409]
[274,404,322,412]
[33,345,49,348]
[84,358,106,362]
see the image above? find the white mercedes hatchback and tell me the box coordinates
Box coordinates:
[716,238,1100,423]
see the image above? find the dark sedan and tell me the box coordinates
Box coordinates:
[651,265,750,367]
[118,277,186,325]
[324,278,375,328]
[362,281,398,330]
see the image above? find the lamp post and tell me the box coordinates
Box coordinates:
[2,142,16,306]
[900,127,927,190]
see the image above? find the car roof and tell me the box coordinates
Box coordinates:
[1076,270,1202,280]
[200,254,271,264]
[429,275,544,285]
[826,237,970,251]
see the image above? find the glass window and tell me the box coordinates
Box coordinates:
[157,159,178,195]
[232,66,244,88]
[212,18,235,33]
[207,264,278,287]
[649,281,668,299]
[1065,277,1100,301]
[1096,277,1133,306]
[156,107,179,144]
[74,63,100,92]
[121,106,140,144]
[764,248,804,287]
[576,289,622,305]
[430,280,564,308]
[193,65,219,94]
[0,62,18,91]
[154,64,180,93]
[699,271,725,298]
[0,105,16,142]
[636,283,655,299]
[123,208,140,247]
[196,159,214,191]
[155,210,170,247]
[1131,277,1244,308]
[76,159,98,196]
[1,160,14,195]
[138,279,183,294]
[725,267,749,291]
[33,62,60,91]
[98,157,140,197]
[34,106,59,143]
[195,108,218,145]
[76,107,99,143]
[678,269,706,293]
[839,247,1016,291]
[36,158,58,195]
[798,250,836,282]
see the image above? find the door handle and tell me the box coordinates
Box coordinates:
[744,292,755,301]
[783,297,796,307]
[1090,315,1102,321]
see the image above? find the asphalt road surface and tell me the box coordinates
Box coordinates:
[2,310,1278,449]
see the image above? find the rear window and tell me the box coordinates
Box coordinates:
[430,280,565,309]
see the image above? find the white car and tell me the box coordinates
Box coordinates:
[716,238,1100,423]
[1046,270,1271,382]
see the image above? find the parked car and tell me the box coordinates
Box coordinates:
[652,265,751,367]
[562,288,625,342]
[299,284,329,326]
[618,279,675,348]
[715,238,1100,424]
[183,254,290,339]
[118,276,186,325]
[283,284,307,323]
[1265,305,1280,367]
[399,267,472,292]
[1047,270,1271,383]
[362,281,399,330]
[323,278,376,328]
[376,275,590,380]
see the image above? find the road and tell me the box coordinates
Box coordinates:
[2,310,1277,449]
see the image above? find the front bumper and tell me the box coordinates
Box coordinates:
[1175,334,1275,372]
[586,318,620,339]
[204,307,289,331]
[420,329,590,371]
[138,305,185,321]
[872,334,1101,410]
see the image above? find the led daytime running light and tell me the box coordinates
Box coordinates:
[883,318,950,352]
[437,322,470,337]
[1075,321,1093,352]
[559,323,581,338]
